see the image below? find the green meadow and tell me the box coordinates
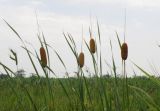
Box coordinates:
[0,76,160,111]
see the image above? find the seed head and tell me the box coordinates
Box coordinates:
[78,52,84,68]
[90,38,96,53]
[40,47,47,67]
[121,42,128,60]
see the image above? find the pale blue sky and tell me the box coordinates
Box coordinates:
[0,0,160,77]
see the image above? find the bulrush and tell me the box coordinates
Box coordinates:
[78,52,84,68]
[40,47,47,67]
[90,38,96,53]
[121,42,128,60]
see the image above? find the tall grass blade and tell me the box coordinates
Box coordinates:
[129,85,160,110]
[115,31,122,50]
[21,47,40,78]
[97,20,101,45]
[23,86,38,111]
[54,50,67,70]
[2,66,26,111]
[133,63,160,86]
[3,19,23,42]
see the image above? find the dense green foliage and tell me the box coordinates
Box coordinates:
[1,76,160,111]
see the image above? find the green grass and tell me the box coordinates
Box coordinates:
[0,76,160,111]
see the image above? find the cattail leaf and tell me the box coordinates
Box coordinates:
[9,49,18,66]
[85,40,92,55]
[54,50,67,70]
[2,66,26,111]
[10,49,16,55]
[68,33,77,52]
[10,56,15,61]
[0,62,16,76]
[46,64,73,108]
[45,66,56,76]
[22,46,40,78]
[68,33,74,46]
[63,32,78,60]
[23,86,38,111]
[115,31,122,50]
[133,62,160,86]
[89,27,92,38]
[110,39,121,111]
[3,19,23,42]
[110,40,117,76]
[97,20,101,45]
[129,85,160,110]
[37,34,43,47]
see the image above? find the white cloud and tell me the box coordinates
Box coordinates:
[57,0,160,8]
[127,0,160,8]
[1,0,160,9]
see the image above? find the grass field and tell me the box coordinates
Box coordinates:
[0,19,160,111]
[0,76,160,111]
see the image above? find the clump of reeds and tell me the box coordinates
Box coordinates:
[40,47,47,67]
[121,42,128,60]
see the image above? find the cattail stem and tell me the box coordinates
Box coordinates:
[124,8,127,42]
[124,61,126,78]
[122,60,126,110]
[81,25,84,52]
[89,27,92,39]
[90,12,93,37]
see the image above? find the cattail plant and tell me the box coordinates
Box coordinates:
[40,47,47,68]
[121,42,129,110]
[121,9,128,61]
[89,21,96,54]
[78,26,85,68]
[121,42,128,60]
[89,36,96,54]
[78,52,84,68]
[120,9,130,111]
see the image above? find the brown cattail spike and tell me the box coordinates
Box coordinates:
[40,47,47,67]
[90,38,96,53]
[121,42,128,60]
[78,52,84,68]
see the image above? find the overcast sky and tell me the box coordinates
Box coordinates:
[1,0,160,77]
